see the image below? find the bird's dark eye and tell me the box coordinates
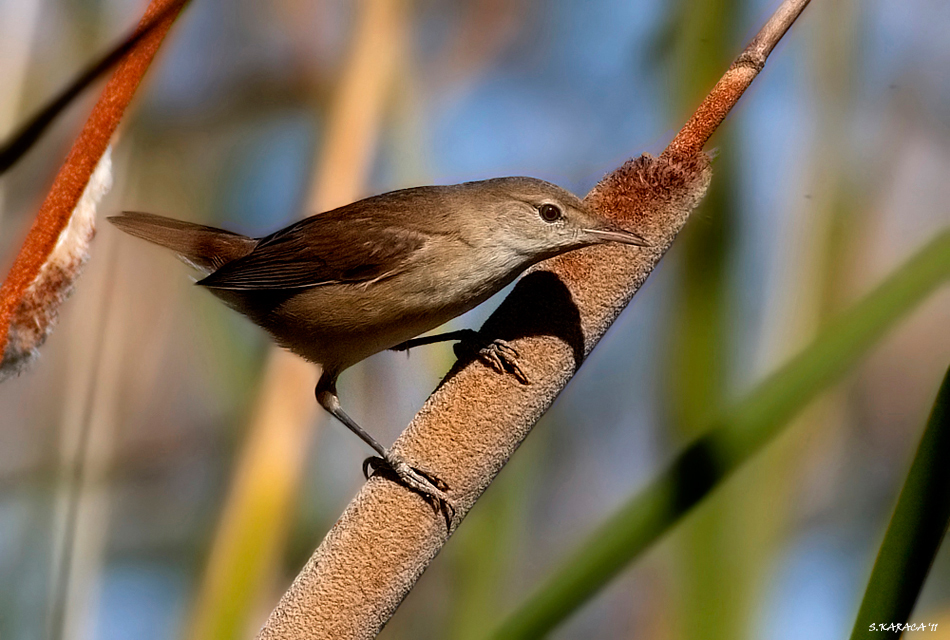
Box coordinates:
[538,203,562,223]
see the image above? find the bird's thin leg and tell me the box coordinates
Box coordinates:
[390,329,478,352]
[316,382,386,459]
[315,372,455,527]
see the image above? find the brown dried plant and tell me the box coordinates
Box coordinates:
[0,0,188,378]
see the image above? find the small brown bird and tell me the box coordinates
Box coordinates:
[109,177,646,516]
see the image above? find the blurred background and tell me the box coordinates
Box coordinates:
[1,0,949,638]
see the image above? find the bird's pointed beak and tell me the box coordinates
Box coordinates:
[584,226,650,247]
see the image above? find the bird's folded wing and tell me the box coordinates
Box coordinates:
[197,217,426,290]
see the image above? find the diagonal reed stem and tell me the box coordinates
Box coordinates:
[849,365,950,640]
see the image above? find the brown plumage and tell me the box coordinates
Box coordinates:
[109,177,648,518]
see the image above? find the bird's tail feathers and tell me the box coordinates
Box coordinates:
[108,212,256,273]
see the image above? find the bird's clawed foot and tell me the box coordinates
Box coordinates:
[455,336,530,384]
[363,453,456,529]
[389,329,529,384]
